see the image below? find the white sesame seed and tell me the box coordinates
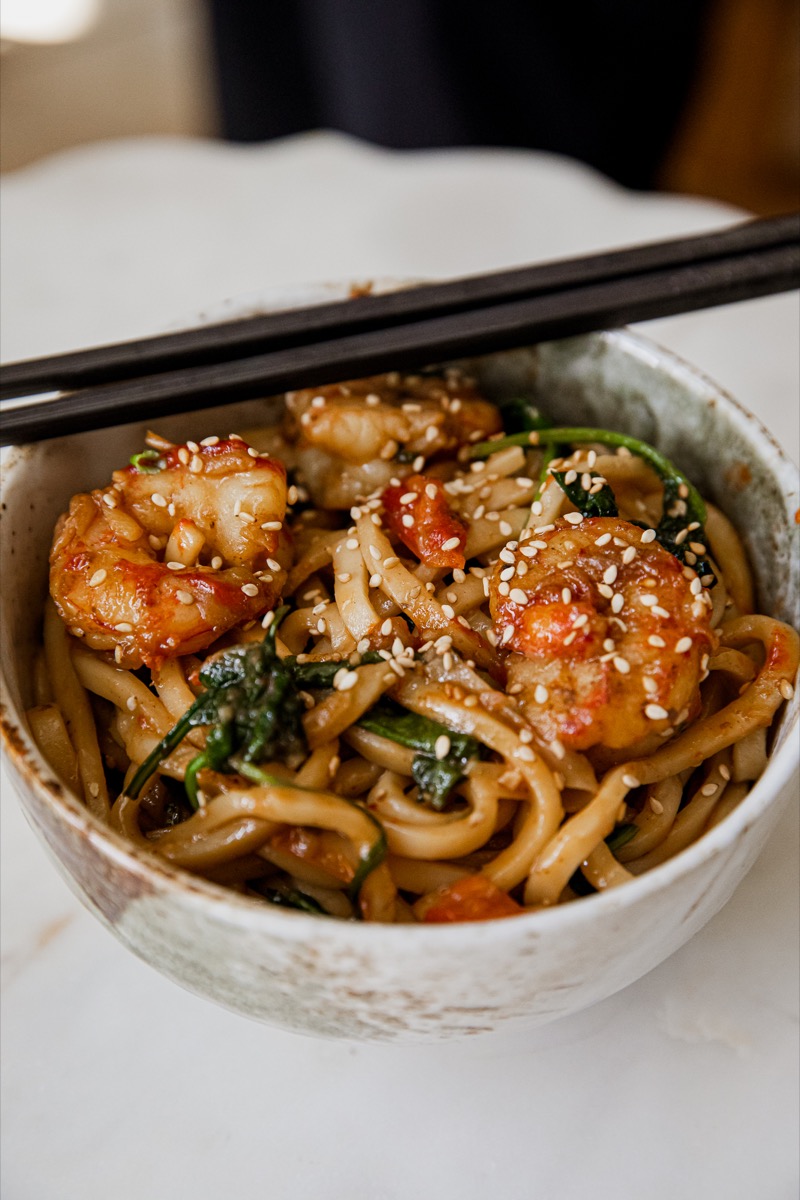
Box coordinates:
[151,493,167,508]
[261,611,275,628]
[641,528,656,544]
[534,684,549,704]
[368,546,381,561]
[241,583,259,597]
[497,581,510,597]
[622,545,637,564]
[648,634,666,648]
[549,739,566,760]
[652,606,670,619]
[88,569,107,587]
[674,528,689,545]
[645,703,669,720]
[689,542,706,555]
[611,593,624,614]
[509,588,528,605]
[573,613,589,628]
[564,469,578,484]
[176,590,194,605]
[779,679,795,700]
[595,533,612,547]
[640,594,658,607]
[316,618,327,634]
[238,511,255,524]
[564,512,583,526]
[441,536,461,552]
[186,441,199,453]
[675,636,692,653]
[499,521,514,537]
[561,587,572,604]
[369,574,382,587]
[114,622,133,632]
[515,745,535,762]
[719,765,731,781]
[441,604,456,619]
[434,735,451,760]
[200,436,219,447]
[211,556,223,570]
[597,584,614,599]
[333,668,359,692]
[125,696,137,712]
[603,565,618,585]
[622,774,640,789]
[383,555,400,568]
[501,625,515,645]
[643,677,658,694]
[262,520,282,531]
[166,561,185,571]
[650,796,664,814]
[189,455,203,474]
[613,656,631,674]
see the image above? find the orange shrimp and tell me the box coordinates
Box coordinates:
[489,516,716,755]
[283,372,502,508]
[50,437,289,668]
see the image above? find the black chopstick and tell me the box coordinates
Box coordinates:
[1,215,798,446]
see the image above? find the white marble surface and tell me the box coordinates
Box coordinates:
[1,132,798,1200]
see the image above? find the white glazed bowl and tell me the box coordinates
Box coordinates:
[1,316,798,1042]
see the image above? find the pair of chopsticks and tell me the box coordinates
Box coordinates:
[1,213,798,446]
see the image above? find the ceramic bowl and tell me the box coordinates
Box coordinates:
[1,315,798,1042]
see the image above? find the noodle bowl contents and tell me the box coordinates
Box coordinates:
[32,371,798,924]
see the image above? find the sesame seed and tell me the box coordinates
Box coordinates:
[519,728,533,744]
[779,679,795,700]
[622,545,637,564]
[689,542,706,555]
[186,441,199,453]
[515,745,535,761]
[509,588,528,605]
[368,546,381,561]
[640,528,656,544]
[648,635,666,648]
[383,555,400,568]
[719,765,731,781]
[89,569,107,587]
[262,520,282,531]
[336,572,352,584]
[380,618,393,636]
[564,469,578,484]
[176,590,194,605]
[441,604,456,619]
[645,703,669,720]
[114,622,133,632]
[350,507,363,520]
[166,561,186,572]
[211,556,223,570]
[189,455,203,474]
[561,587,572,604]
[643,677,658,694]
[247,446,259,459]
[241,583,259,597]
[675,636,692,653]
[200,436,219,447]
[534,684,549,703]
[434,735,451,760]
[573,613,588,628]
[652,606,670,619]
[151,493,167,508]
[441,536,461,552]
[238,511,255,524]
[650,796,664,814]
[611,593,624,614]
[549,739,566,760]
[316,618,327,634]
[501,625,515,645]
[425,425,439,443]
[400,514,414,527]
[613,656,630,674]
[640,594,657,607]
[369,574,382,587]
[595,533,612,547]
[366,393,381,407]
[497,581,510,597]
[564,512,583,526]
[597,584,614,599]
[333,668,358,692]
[603,638,615,652]
[261,611,275,628]
[622,774,640,789]
[603,565,618,585]
[674,528,689,545]
[499,521,514,537]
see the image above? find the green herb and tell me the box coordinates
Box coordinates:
[129,449,165,473]
[285,652,384,690]
[253,881,328,914]
[357,700,481,810]
[605,822,639,853]
[473,425,715,585]
[551,469,619,519]
[497,396,552,434]
[126,605,306,804]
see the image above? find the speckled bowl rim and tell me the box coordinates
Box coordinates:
[1,325,797,949]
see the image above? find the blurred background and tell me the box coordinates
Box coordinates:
[0,0,797,214]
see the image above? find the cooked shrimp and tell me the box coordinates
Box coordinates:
[489,516,716,755]
[50,437,289,668]
[283,372,502,508]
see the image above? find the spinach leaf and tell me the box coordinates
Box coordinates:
[551,469,619,519]
[357,700,481,810]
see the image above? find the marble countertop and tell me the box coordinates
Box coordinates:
[2,132,798,1200]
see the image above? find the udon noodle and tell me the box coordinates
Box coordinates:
[30,370,798,923]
